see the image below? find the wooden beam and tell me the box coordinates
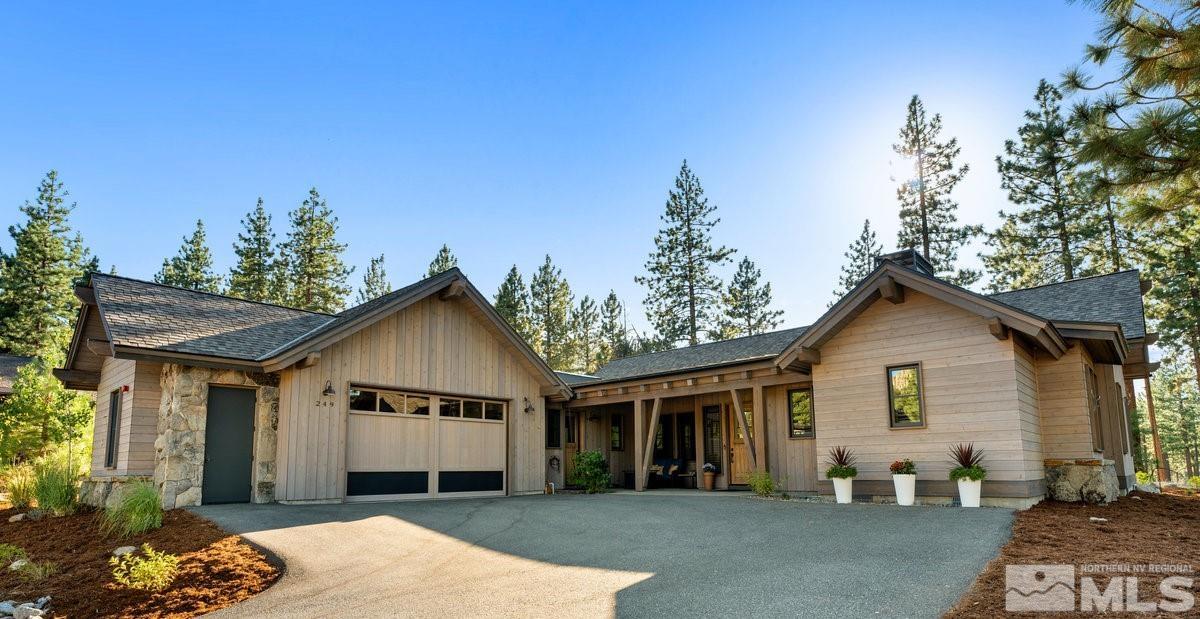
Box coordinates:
[1140,278,1152,294]
[439,278,467,300]
[634,399,646,491]
[1145,333,1159,346]
[686,378,696,386]
[85,338,113,357]
[73,285,96,306]
[693,396,704,484]
[878,275,905,304]
[298,352,321,369]
[1144,376,1167,482]
[752,384,766,472]
[52,368,100,388]
[987,317,1009,340]
[639,398,662,491]
[729,389,756,468]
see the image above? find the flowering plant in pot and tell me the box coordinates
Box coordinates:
[948,443,986,507]
[825,446,857,504]
[701,462,718,491]
[889,459,917,506]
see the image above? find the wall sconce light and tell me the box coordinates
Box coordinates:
[523,397,535,414]
[322,380,335,397]
[549,456,560,471]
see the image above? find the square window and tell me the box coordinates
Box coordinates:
[440,398,462,417]
[485,402,504,421]
[463,400,484,419]
[349,389,377,412]
[887,365,924,427]
[378,392,404,413]
[406,395,430,415]
[787,388,814,438]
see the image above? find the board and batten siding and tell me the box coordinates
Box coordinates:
[90,357,161,477]
[1035,346,1100,460]
[275,294,547,502]
[764,382,817,493]
[810,291,1037,488]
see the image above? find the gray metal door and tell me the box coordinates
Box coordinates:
[202,386,256,504]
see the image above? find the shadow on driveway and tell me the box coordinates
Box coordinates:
[194,493,1013,618]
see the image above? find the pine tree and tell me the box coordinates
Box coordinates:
[0,357,93,461]
[1082,170,1138,274]
[716,257,784,339]
[356,254,391,304]
[529,255,573,369]
[494,265,534,345]
[279,188,353,313]
[228,198,286,303]
[156,220,223,292]
[426,244,458,277]
[893,96,981,286]
[636,160,736,346]
[831,219,882,303]
[0,171,94,358]
[983,80,1094,291]
[598,290,633,364]
[568,295,601,373]
[1140,206,1200,391]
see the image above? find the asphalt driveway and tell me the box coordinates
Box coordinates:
[194,492,1013,618]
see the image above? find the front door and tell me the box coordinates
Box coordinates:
[728,405,751,485]
[202,386,256,504]
[563,410,579,484]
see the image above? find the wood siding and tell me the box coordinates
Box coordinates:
[1036,346,1100,460]
[810,291,1037,488]
[90,357,160,477]
[764,382,817,492]
[276,295,547,501]
[1015,339,1044,480]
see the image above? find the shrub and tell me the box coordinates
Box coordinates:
[1136,471,1152,486]
[101,481,163,537]
[825,446,857,479]
[949,443,987,482]
[747,471,777,497]
[889,459,916,475]
[110,544,180,592]
[949,465,987,482]
[32,461,78,515]
[0,543,26,564]
[569,450,611,493]
[4,465,36,509]
[16,560,56,582]
[1188,476,1200,492]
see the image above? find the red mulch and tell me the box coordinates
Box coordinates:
[947,491,1200,618]
[0,505,280,618]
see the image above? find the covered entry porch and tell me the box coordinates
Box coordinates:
[563,363,816,493]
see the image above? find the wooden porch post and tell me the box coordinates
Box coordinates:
[693,396,704,480]
[729,389,756,469]
[634,399,646,491]
[639,398,662,491]
[1143,375,1167,482]
[752,384,766,472]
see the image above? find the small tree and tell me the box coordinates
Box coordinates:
[426,244,458,277]
[356,254,391,304]
[831,219,882,304]
[598,290,634,364]
[0,357,93,465]
[716,257,783,339]
[530,255,574,369]
[228,198,286,303]
[279,188,353,313]
[569,295,602,373]
[156,220,223,293]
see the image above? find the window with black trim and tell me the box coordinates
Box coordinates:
[348,387,430,416]
[1085,368,1104,451]
[546,409,561,448]
[787,388,814,438]
[105,389,122,468]
[565,410,578,445]
[887,364,924,428]
[610,414,624,451]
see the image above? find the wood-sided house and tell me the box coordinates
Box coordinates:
[58,250,1153,508]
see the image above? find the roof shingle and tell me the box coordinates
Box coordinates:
[583,326,808,384]
[987,270,1146,339]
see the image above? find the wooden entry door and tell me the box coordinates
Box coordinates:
[563,410,579,483]
[728,406,751,485]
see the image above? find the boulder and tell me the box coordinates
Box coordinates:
[0,601,16,615]
[1045,461,1118,504]
[112,546,137,557]
[13,604,44,619]
[1134,483,1161,494]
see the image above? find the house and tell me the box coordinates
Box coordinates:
[56,249,1153,508]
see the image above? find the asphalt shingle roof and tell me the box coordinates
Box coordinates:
[988,270,1146,339]
[92,274,335,360]
[584,326,809,384]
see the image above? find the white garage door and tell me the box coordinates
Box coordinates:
[345,385,507,500]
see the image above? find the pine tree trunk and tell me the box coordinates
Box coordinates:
[1051,165,1074,280]
[916,140,930,261]
[1105,199,1122,271]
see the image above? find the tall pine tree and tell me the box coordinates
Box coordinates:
[228,198,285,303]
[1140,205,1200,391]
[356,254,391,304]
[0,171,94,358]
[1082,169,1138,274]
[494,265,534,345]
[983,80,1094,291]
[156,220,223,292]
[831,219,882,303]
[636,160,735,346]
[280,188,352,313]
[716,257,783,339]
[426,244,458,277]
[568,295,601,373]
[529,255,573,369]
[598,290,633,364]
[893,95,981,286]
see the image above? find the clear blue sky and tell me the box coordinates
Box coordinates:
[0,2,1104,331]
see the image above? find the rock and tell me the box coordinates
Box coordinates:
[1131,495,1144,501]
[33,597,49,610]
[112,546,137,557]
[8,559,27,571]
[7,513,24,523]
[1045,461,1118,504]
[13,604,44,619]
[1089,516,1109,523]
[1134,483,1161,494]
[0,601,16,614]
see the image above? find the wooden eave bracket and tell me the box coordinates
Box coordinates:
[298,352,321,369]
[85,338,113,357]
[878,275,905,304]
[987,317,1009,340]
[73,285,96,306]
[775,345,820,370]
[440,278,467,300]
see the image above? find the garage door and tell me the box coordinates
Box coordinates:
[345,385,507,501]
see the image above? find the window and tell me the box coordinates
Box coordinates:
[703,406,722,472]
[440,398,462,417]
[565,411,578,445]
[105,389,122,468]
[546,409,562,448]
[485,402,505,421]
[610,414,624,451]
[887,364,924,428]
[463,400,483,419]
[787,388,814,438]
[1085,368,1104,451]
[348,387,429,416]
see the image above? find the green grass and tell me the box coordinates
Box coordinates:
[0,543,26,564]
[16,560,56,582]
[32,462,78,516]
[4,465,36,510]
[101,481,163,537]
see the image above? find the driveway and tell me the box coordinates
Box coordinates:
[194,492,1013,618]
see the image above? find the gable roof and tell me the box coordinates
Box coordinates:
[987,270,1146,339]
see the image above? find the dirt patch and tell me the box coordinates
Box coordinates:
[948,491,1200,618]
[0,505,279,618]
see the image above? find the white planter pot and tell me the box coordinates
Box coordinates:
[892,474,916,506]
[957,479,982,508]
[832,477,854,504]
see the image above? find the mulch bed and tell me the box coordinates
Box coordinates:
[0,505,280,618]
[947,491,1200,618]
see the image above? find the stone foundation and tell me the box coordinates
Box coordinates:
[155,364,280,509]
[79,476,154,509]
[1044,458,1119,504]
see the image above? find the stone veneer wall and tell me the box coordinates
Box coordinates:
[1044,458,1119,504]
[155,364,280,509]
